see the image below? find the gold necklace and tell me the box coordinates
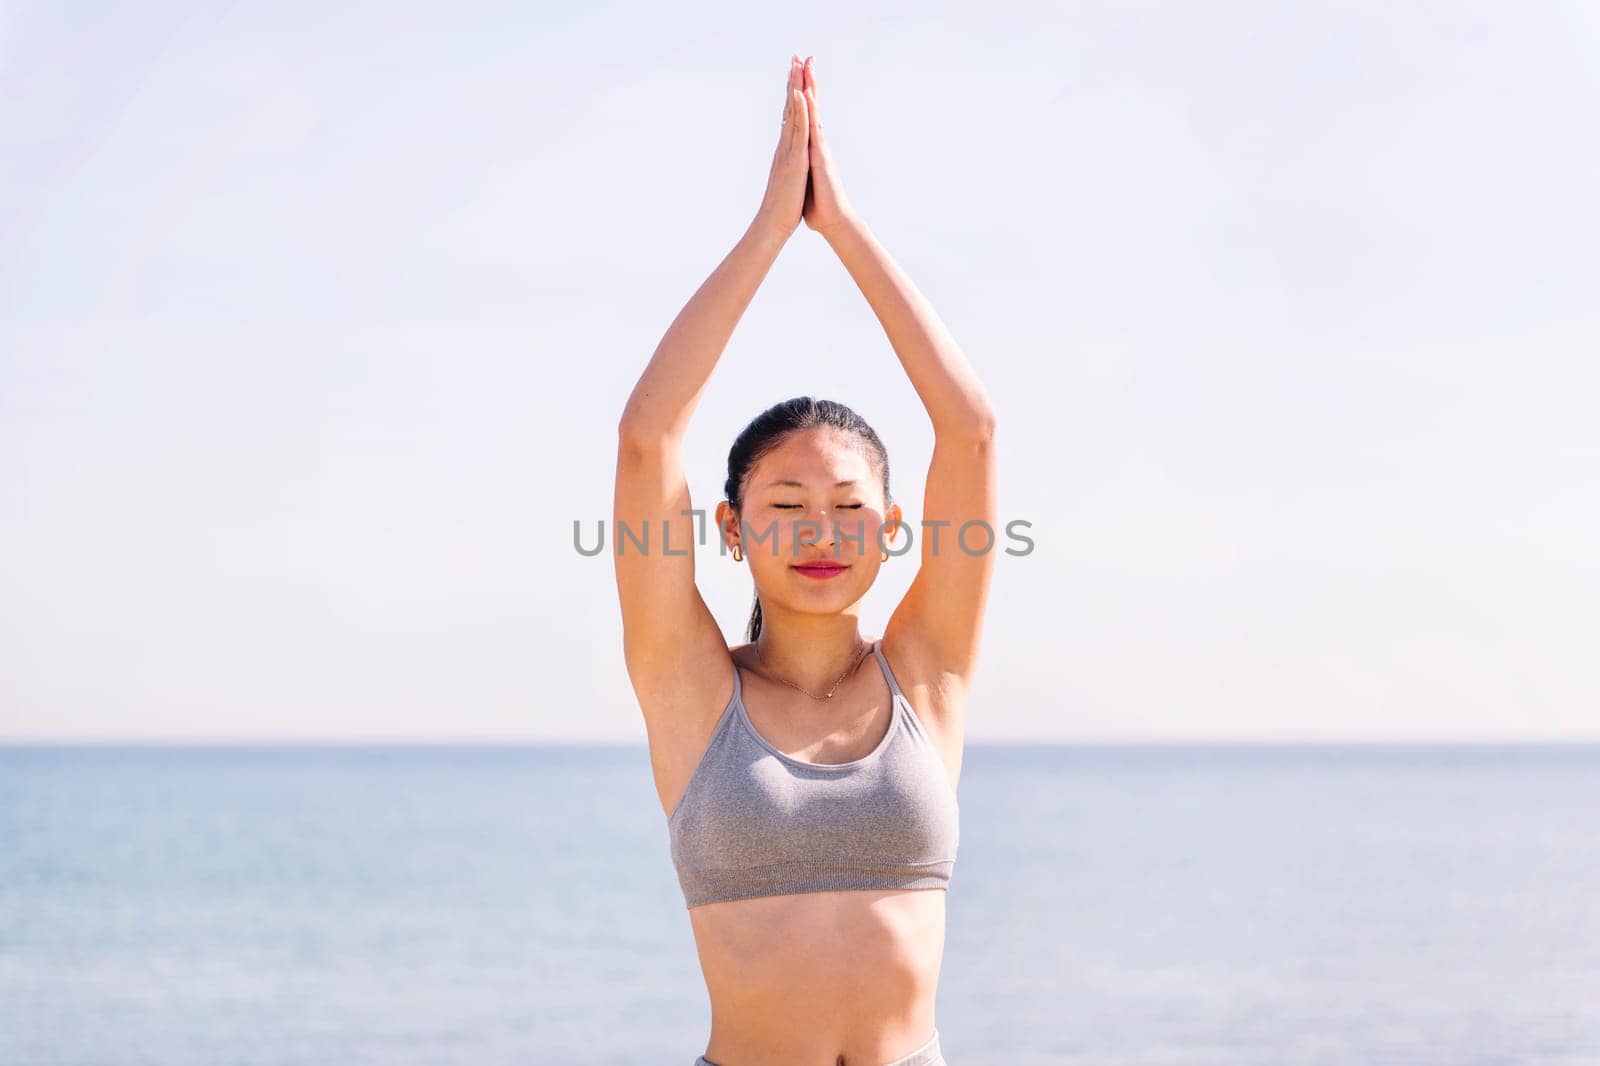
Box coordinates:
[753,638,874,701]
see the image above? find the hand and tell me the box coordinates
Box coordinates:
[800,56,856,234]
[754,57,811,236]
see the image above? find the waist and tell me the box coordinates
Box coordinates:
[688,886,947,1035]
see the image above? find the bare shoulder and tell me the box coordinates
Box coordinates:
[876,618,976,760]
[626,625,738,739]
[625,624,743,818]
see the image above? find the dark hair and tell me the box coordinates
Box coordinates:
[725,397,892,642]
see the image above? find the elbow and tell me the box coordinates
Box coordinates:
[616,414,651,452]
[617,408,678,452]
[616,397,653,441]
[952,387,999,442]
[942,408,997,444]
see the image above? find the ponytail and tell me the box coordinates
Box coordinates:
[745,593,763,642]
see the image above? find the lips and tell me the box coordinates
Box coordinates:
[793,561,847,574]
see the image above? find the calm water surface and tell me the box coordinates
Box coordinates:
[2,744,1597,1065]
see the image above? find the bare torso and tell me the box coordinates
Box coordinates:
[655,639,966,1064]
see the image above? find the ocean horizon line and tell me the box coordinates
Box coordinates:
[4,737,1599,750]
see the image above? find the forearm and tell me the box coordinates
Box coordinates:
[821,215,997,436]
[619,214,792,442]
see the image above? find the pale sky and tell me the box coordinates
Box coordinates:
[2,1,1597,742]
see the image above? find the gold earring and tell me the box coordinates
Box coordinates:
[881,549,889,561]
[733,544,744,562]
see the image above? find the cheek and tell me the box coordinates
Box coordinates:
[853,516,886,554]
[832,513,886,556]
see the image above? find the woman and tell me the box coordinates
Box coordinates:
[613,54,999,1066]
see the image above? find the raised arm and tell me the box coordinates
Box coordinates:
[618,61,811,441]
[800,56,999,696]
[614,58,812,739]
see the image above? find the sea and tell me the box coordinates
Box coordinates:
[1,744,1597,1065]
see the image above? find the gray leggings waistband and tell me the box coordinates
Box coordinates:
[694,1027,944,1066]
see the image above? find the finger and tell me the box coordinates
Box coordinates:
[791,88,809,151]
[803,60,824,138]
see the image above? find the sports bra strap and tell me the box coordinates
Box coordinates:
[873,638,906,701]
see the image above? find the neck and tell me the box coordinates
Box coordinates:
[750,609,871,694]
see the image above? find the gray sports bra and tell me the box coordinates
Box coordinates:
[666,639,960,909]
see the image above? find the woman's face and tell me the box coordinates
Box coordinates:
[725,427,901,613]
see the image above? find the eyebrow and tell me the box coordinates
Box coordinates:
[764,479,860,489]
